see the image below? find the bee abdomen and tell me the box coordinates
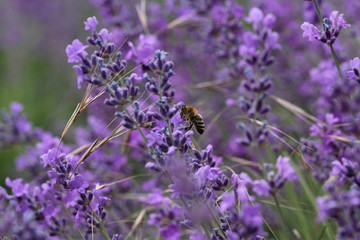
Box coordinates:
[192,114,205,135]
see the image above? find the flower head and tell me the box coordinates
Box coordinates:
[347,57,360,81]
[301,22,321,41]
[329,11,351,32]
[301,11,350,45]
[65,39,88,63]
[84,16,98,32]
[276,156,297,182]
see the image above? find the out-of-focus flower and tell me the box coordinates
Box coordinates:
[301,11,350,45]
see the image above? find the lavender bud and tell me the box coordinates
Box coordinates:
[354,68,360,77]
[174,137,179,146]
[145,162,162,172]
[222,176,229,186]
[148,84,158,94]
[98,57,104,67]
[149,61,157,72]
[133,86,139,97]
[179,136,187,146]
[106,43,115,54]
[238,138,250,146]
[88,192,93,201]
[133,101,140,110]
[159,143,169,152]
[107,65,114,72]
[162,82,172,92]
[182,144,189,153]
[156,59,163,71]
[81,65,90,74]
[124,115,133,124]
[122,121,134,129]
[112,63,120,72]
[212,182,221,191]
[66,164,72,174]
[116,51,122,60]
[114,88,122,99]
[265,57,275,66]
[100,68,109,79]
[115,112,124,118]
[104,98,119,106]
[165,135,172,146]
[244,82,252,91]
[95,38,102,47]
[160,106,168,117]
[204,188,212,200]
[129,85,136,96]
[161,78,169,88]
[167,70,174,78]
[82,76,91,83]
[122,88,128,99]
[260,106,270,114]
[90,77,102,85]
[256,99,263,112]
[101,211,107,219]
[163,61,174,72]
[137,112,145,124]
[168,108,178,119]
[87,37,96,45]
[193,150,202,160]
[82,58,91,68]
[257,135,266,145]
[153,112,163,120]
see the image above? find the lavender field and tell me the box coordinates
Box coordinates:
[1,0,360,239]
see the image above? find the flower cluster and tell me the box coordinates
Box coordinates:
[301,11,350,45]
[0,102,40,148]
[66,17,126,89]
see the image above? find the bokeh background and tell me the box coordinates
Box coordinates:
[0,0,96,179]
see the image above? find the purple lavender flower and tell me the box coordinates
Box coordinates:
[126,34,161,65]
[301,11,350,45]
[347,57,360,82]
[66,39,89,63]
[84,16,98,32]
[0,102,40,148]
[317,186,360,239]
[301,22,322,41]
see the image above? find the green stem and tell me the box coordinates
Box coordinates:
[104,83,115,96]
[205,202,228,239]
[273,195,293,239]
[311,0,323,24]
[63,232,74,240]
[88,205,111,240]
[201,223,212,239]
[109,210,131,233]
[329,44,344,80]
[251,113,265,175]
[122,106,151,146]
[166,119,173,142]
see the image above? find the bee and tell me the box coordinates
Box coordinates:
[180,105,205,134]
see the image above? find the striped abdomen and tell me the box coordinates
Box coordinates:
[191,114,205,134]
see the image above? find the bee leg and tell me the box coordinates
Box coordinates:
[185,123,193,132]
